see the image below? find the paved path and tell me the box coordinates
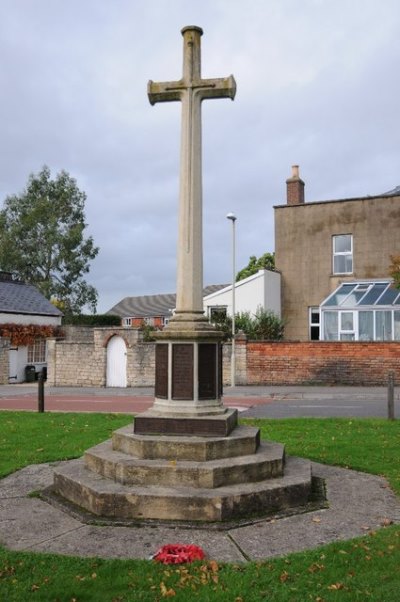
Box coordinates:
[1,460,399,562]
[0,384,398,418]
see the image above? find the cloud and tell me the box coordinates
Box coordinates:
[0,0,399,312]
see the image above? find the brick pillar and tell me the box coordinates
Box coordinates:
[286,165,305,205]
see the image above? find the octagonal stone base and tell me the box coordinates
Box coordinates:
[52,422,314,522]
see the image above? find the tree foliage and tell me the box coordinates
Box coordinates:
[212,306,284,340]
[0,323,64,346]
[236,252,275,282]
[0,166,99,314]
[389,254,400,289]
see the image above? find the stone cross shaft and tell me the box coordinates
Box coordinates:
[148,26,236,324]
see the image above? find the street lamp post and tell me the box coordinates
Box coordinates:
[226,212,237,387]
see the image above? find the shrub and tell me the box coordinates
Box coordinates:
[62,314,121,327]
[211,307,284,340]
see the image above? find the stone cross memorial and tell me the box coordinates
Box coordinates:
[53,27,314,523]
[134,26,237,436]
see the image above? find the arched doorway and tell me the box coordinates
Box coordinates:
[106,336,127,387]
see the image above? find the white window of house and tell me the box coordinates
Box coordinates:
[339,311,355,340]
[394,311,400,340]
[208,306,227,322]
[375,311,392,340]
[309,307,320,340]
[123,318,132,327]
[27,339,46,363]
[333,234,353,274]
[359,311,374,340]
[323,311,339,340]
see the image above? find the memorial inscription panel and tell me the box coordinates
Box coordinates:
[198,343,217,399]
[172,344,194,399]
[155,344,168,399]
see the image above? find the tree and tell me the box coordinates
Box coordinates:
[0,166,99,314]
[389,254,400,289]
[236,252,275,282]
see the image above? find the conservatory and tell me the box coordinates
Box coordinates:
[320,281,400,341]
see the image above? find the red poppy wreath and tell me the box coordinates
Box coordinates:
[152,543,205,564]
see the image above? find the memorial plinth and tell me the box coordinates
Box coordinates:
[134,332,231,435]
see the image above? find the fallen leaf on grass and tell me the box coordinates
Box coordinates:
[328,583,345,591]
[279,570,289,583]
[160,581,176,597]
[308,562,325,573]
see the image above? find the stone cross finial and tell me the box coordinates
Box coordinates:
[148,26,236,326]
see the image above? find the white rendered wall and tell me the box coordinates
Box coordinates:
[204,269,281,318]
[0,313,61,326]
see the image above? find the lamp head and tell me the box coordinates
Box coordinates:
[226,212,237,222]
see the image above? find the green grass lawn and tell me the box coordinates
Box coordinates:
[0,411,399,601]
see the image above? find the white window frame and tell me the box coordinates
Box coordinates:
[309,307,320,340]
[333,234,353,275]
[339,311,356,340]
[208,306,228,321]
[27,339,47,363]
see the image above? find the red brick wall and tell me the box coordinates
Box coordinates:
[246,341,400,385]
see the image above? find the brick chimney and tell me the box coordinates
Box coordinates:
[286,165,305,205]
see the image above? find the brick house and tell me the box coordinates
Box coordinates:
[108,284,227,328]
[275,166,400,341]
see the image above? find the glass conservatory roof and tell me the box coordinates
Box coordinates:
[321,281,400,308]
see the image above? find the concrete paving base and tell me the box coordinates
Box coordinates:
[1,461,399,562]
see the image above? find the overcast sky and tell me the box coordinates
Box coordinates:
[0,0,399,312]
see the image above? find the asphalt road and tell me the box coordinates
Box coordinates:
[0,384,398,419]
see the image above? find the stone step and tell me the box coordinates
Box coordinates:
[53,456,312,522]
[113,424,261,461]
[84,439,285,488]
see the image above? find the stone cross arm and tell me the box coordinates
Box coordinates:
[148,75,236,105]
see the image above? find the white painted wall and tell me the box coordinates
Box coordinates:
[0,313,61,326]
[203,269,281,318]
[1,312,62,383]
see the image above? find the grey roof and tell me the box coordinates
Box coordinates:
[108,284,228,318]
[382,185,400,196]
[0,279,63,317]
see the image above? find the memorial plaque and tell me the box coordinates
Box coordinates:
[198,343,216,399]
[172,344,193,399]
[155,344,168,398]
[218,342,223,397]
[134,410,238,436]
